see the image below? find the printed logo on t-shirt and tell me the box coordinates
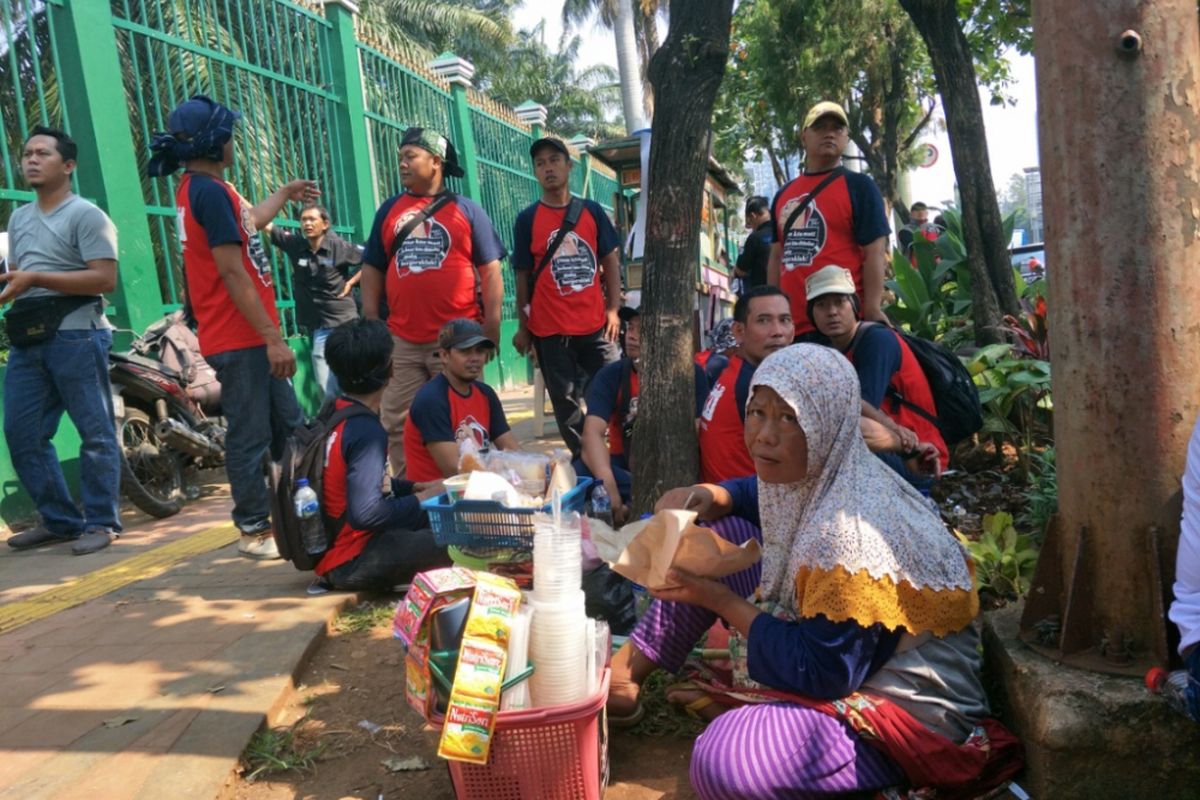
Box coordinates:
[624,396,639,427]
[392,210,452,276]
[455,415,492,449]
[545,230,597,295]
[701,382,725,423]
[779,195,828,270]
[240,201,273,286]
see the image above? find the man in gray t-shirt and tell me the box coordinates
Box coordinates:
[2,126,124,556]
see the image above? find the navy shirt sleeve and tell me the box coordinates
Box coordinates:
[481,384,511,439]
[746,613,901,698]
[409,377,456,444]
[704,354,730,385]
[362,196,399,270]
[585,360,623,422]
[845,172,891,245]
[457,196,509,265]
[693,363,710,417]
[718,476,759,528]
[588,200,620,257]
[511,204,536,272]
[851,323,902,408]
[341,414,428,531]
[188,178,243,248]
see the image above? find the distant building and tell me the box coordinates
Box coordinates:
[1024,166,1043,243]
[744,152,802,199]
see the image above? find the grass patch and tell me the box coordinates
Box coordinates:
[333,601,395,634]
[242,718,326,782]
[628,670,707,738]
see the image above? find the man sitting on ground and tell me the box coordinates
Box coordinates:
[699,286,792,483]
[578,293,709,523]
[315,319,448,592]
[404,318,520,483]
[807,265,946,490]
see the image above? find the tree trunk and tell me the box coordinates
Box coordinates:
[766,144,786,189]
[630,0,734,515]
[635,4,659,119]
[897,0,1017,344]
[614,0,647,132]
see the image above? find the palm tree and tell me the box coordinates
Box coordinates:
[561,0,668,129]
[356,0,515,66]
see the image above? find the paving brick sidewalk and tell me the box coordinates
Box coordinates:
[0,389,555,800]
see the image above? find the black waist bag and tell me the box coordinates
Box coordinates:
[5,295,100,347]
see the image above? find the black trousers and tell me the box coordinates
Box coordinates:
[533,327,619,458]
[324,527,450,592]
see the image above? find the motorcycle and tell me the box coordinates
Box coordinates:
[110,315,225,519]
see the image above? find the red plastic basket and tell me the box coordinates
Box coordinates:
[445,669,610,800]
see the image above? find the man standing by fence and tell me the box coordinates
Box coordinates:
[2,127,123,555]
[512,136,621,459]
[361,126,507,476]
[149,95,317,559]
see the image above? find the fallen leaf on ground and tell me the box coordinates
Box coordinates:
[381,755,430,772]
[206,684,226,694]
[102,715,138,728]
[329,663,349,671]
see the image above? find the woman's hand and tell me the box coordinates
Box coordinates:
[650,568,733,611]
[655,485,714,515]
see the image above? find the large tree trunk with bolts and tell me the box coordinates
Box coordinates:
[898,0,1019,344]
[630,0,734,515]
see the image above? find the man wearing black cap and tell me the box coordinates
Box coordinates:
[403,318,520,483]
[361,127,507,476]
[149,95,319,560]
[512,137,622,459]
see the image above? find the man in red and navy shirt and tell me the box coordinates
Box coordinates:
[404,319,520,483]
[699,286,793,483]
[152,95,318,560]
[512,137,622,459]
[361,127,507,475]
[315,320,447,591]
[807,265,945,492]
[767,101,890,341]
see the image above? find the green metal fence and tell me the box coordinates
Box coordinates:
[0,0,622,522]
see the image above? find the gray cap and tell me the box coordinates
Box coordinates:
[437,318,495,350]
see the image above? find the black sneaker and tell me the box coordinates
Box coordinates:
[72,528,117,555]
[7,525,76,550]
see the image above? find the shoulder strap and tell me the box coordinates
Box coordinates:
[386,192,455,266]
[783,167,845,238]
[733,358,750,423]
[617,357,635,424]
[529,196,586,294]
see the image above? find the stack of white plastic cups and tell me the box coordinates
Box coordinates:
[528,511,590,707]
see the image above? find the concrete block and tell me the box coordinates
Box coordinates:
[984,603,1200,799]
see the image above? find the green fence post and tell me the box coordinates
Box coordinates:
[430,53,481,202]
[49,0,161,339]
[320,0,378,240]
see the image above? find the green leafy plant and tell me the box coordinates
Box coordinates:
[967,343,1052,466]
[957,511,1039,599]
[1018,446,1057,539]
[242,717,326,782]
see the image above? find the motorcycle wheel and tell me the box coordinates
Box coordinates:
[119,408,184,519]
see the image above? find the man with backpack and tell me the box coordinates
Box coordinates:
[577,295,709,524]
[310,320,447,591]
[807,265,947,491]
[511,137,622,459]
[360,126,507,475]
[767,101,891,341]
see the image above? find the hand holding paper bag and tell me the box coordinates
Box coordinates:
[607,509,761,590]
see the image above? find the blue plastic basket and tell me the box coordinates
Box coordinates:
[422,477,593,549]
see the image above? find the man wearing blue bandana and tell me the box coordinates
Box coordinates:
[149,95,320,559]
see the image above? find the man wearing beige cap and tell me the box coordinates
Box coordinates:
[767,101,890,342]
[807,265,945,492]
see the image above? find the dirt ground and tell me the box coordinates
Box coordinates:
[231,602,699,800]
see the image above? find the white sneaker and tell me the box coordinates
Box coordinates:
[238,532,281,560]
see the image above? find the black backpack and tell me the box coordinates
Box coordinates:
[268,402,375,571]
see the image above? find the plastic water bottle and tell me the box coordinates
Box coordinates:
[590,484,614,528]
[294,478,325,556]
[1145,667,1199,721]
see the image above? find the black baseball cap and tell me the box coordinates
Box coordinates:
[530,137,570,159]
[400,126,465,178]
[617,290,642,322]
[438,318,495,350]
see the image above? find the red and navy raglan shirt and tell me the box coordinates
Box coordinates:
[402,374,512,483]
[584,359,710,470]
[698,354,757,483]
[770,170,890,336]
[845,323,949,470]
[361,192,507,344]
[316,398,429,576]
[176,172,279,356]
[511,198,620,337]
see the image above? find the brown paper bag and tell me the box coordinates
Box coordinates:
[609,510,761,590]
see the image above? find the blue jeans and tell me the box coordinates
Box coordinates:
[207,346,303,534]
[310,327,339,400]
[3,329,121,535]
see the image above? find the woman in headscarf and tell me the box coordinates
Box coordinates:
[608,344,1022,798]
